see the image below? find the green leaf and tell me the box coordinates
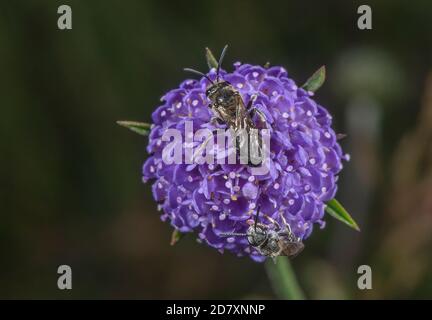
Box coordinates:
[117,121,151,136]
[205,47,218,69]
[325,198,360,231]
[302,65,326,92]
[170,229,184,246]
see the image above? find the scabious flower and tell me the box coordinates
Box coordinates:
[143,62,348,262]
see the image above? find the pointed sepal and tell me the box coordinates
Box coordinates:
[325,198,360,231]
[117,121,151,136]
[170,229,184,246]
[302,65,326,93]
[205,47,219,70]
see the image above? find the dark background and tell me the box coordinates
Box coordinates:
[1,0,432,299]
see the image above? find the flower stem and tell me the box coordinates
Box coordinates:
[265,257,306,300]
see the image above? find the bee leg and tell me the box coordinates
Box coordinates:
[249,107,267,126]
[279,211,289,229]
[246,94,258,110]
[210,116,224,126]
[271,248,284,263]
[263,214,281,230]
[279,212,295,238]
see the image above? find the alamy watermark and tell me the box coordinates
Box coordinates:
[357,264,372,290]
[57,5,72,30]
[357,5,372,30]
[57,265,72,290]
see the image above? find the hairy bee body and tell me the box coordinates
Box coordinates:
[206,81,264,165]
[185,45,266,165]
[221,208,305,261]
[248,222,304,259]
[206,81,255,131]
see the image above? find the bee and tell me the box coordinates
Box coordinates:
[184,45,267,165]
[220,207,304,261]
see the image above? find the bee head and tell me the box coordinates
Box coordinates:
[184,45,234,108]
[246,222,267,247]
[206,81,236,107]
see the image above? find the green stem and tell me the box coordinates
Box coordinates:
[265,257,306,300]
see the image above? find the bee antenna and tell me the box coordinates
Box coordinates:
[216,45,228,82]
[184,68,214,84]
[219,232,247,237]
[254,206,261,231]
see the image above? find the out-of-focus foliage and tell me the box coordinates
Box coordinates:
[0,0,432,299]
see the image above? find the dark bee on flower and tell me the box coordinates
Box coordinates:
[221,206,304,261]
[184,45,267,165]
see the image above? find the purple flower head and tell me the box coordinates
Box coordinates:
[143,62,348,262]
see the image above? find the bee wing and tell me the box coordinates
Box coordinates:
[193,133,213,160]
[279,240,305,259]
[234,94,250,129]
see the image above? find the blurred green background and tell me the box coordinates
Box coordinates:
[1,0,432,299]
